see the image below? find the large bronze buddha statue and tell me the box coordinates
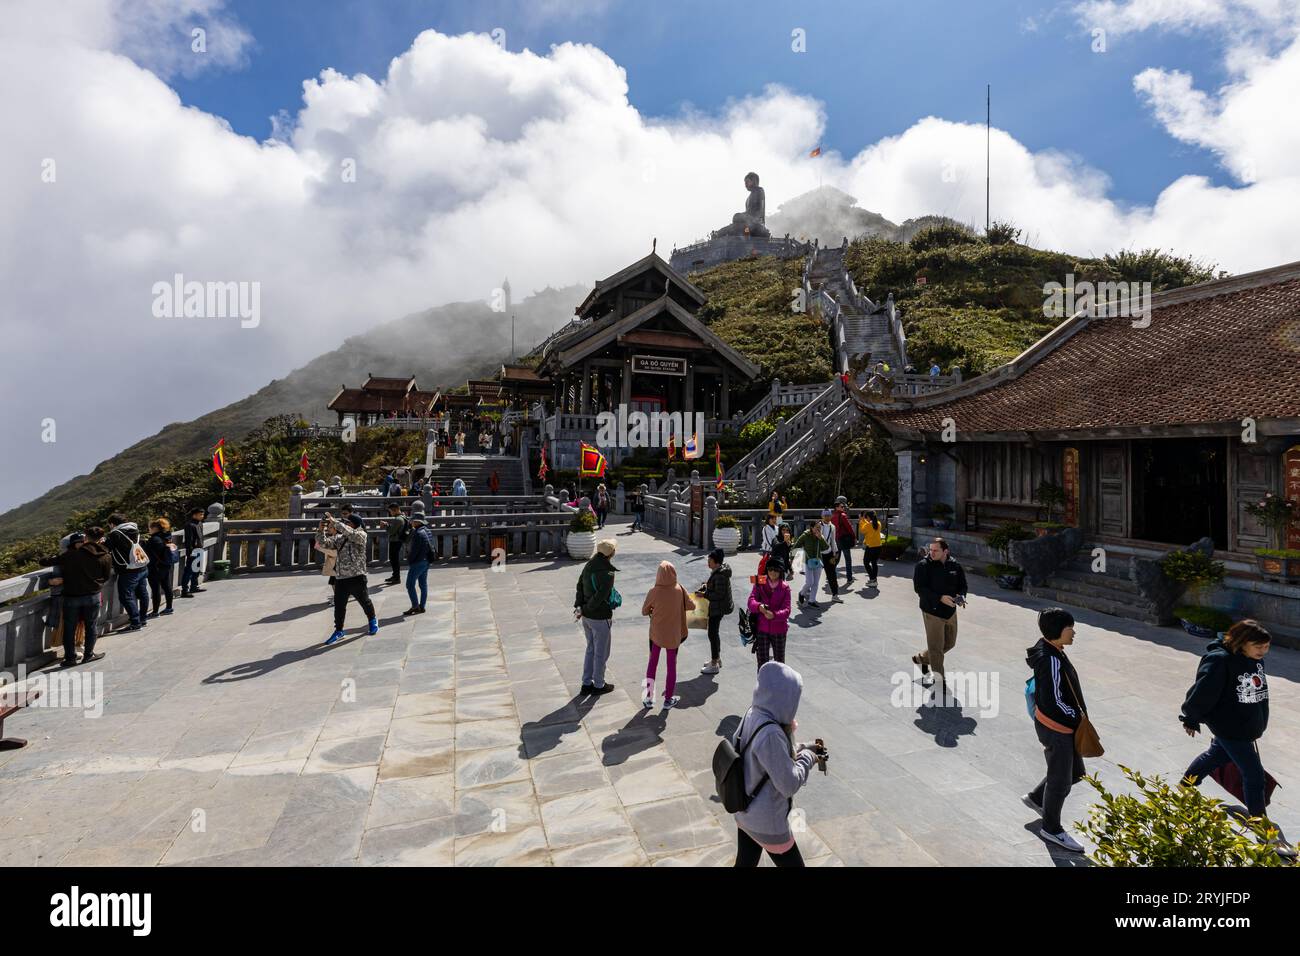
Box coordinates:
[712,171,770,239]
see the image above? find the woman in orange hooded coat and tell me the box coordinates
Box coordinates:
[641,561,695,709]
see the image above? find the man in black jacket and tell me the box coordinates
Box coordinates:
[1024,607,1087,853]
[180,506,206,596]
[910,537,967,687]
[51,532,112,666]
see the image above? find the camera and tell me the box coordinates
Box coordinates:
[813,737,829,773]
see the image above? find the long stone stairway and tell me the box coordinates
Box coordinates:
[423,454,527,496]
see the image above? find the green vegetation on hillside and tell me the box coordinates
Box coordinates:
[845,228,1223,376]
[690,257,832,390]
[0,419,438,577]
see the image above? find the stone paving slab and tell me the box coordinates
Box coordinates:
[2,514,1298,866]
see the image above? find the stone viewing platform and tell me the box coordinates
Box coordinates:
[668,234,813,274]
[2,518,1297,865]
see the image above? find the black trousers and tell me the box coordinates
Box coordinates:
[334,575,376,630]
[707,614,722,660]
[148,565,173,611]
[1029,719,1086,834]
[864,546,881,581]
[735,828,805,867]
[824,550,839,595]
[388,542,402,579]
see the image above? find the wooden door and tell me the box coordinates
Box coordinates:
[1096,442,1129,537]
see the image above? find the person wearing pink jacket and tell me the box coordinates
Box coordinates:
[747,559,792,673]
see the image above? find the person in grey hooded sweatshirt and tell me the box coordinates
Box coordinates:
[732,661,827,867]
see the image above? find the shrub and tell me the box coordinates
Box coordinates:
[909,223,978,253]
[985,220,1021,246]
[881,535,912,559]
[1078,766,1292,867]
[569,511,596,533]
[739,419,776,444]
[930,502,954,518]
[986,562,1024,577]
[1160,550,1226,590]
[986,521,1034,565]
[1244,493,1297,549]
[1035,480,1066,522]
[1255,548,1300,559]
[714,514,738,529]
[1173,606,1234,632]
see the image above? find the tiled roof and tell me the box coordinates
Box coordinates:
[876,267,1300,436]
[362,375,416,392]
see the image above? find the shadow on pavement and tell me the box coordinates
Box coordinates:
[600,709,667,766]
[516,694,598,759]
[202,632,366,683]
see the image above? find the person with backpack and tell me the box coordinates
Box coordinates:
[767,489,787,519]
[575,539,619,696]
[816,509,841,600]
[858,510,884,589]
[696,547,733,675]
[748,558,791,671]
[770,523,795,582]
[594,484,609,529]
[728,661,827,866]
[383,502,409,585]
[793,521,832,609]
[106,513,151,630]
[180,505,207,597]
[50,531,112,667]
[757,513,780,577]
[402,515,434,616]
[832,501,857,587]
[317,513,379,646]
[911,537,968,687]
[1180,619,1281,831]
[1024,607,1088,853]
[143,518,177,617]
[640,561,695,709]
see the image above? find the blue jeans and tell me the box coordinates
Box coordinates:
[61,594,99,659]
[116,567,150,626]
[581,617,612,689]
[405,561,429,609]
[1186,736,1267,817]
[837,537,855,581]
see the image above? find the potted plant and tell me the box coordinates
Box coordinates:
[930,502,954,530]
[880,534,913,561]
[1033,480,1067,536]
[712,513,741,554]
[985,521,1035,589]
[1172,605,1234,641]
[1245,492,1299,582]
[1159,550,1226,632]
[566,509,597,560]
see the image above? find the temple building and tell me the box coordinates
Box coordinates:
[533,249,761,468]
[862,260,1300,635]
[327,374,438,425]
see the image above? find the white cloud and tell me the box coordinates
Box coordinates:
[1,0,1298,511]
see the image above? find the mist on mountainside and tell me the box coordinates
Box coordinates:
[765,185,972,247]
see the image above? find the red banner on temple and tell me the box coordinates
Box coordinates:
[1062,447,1079,526]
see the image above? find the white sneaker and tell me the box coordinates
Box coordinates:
[641,697,654,708]
[663,696,680,709]
[1040,829,1084,853]
[701,661,720,675]
[1021,793,1043,817]
[921,673,935,687]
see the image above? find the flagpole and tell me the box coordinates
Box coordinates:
[986,84,991,235]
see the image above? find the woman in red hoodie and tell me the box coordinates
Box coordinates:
[747,558,792,673]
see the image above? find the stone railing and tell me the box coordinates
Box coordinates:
[752,395,861,496]
[884,296,911,370]
[727,380,842,482]
[737,379,835,427]
[0,514,224,671]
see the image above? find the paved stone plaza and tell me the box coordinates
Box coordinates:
[2,519,1297,866]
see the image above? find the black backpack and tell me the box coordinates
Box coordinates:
[712,718,777,813]
[397,517,413,544]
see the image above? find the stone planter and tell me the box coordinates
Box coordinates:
[931,518,952,530]
[566,531,596,561]
[995,572,1025,590]
[712,526,740,554]
[1255,553,1300,583]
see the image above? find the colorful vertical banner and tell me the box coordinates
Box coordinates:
[212,438,233,489]
[1285,446,1300,550]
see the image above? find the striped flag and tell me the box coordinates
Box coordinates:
[538,445,548,482]
[298,446,310,483]
[211,438,233,489]
[666,433,675,460]
[715,443,725,491]
[684,431,702,460]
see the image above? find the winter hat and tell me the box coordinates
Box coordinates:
[596,539,617,557]
[707,548,724,564]
[346,514,364,528]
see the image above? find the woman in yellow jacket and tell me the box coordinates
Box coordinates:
[858,511,884,589]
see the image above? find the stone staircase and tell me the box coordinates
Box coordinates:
[422,455,528,496]
[1024,548,1162,623]
[806,246,906,374]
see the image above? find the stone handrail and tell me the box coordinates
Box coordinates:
[737,380,834,427]
[0,521,223,671]
[885,297,911,370]
[752,395,861,495]
[727,380,842,482]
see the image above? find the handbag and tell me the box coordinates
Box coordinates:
[1061,668,1104,758]
[686,594,710,630]
[1209,761,1279,809]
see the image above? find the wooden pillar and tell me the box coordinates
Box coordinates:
[620,358,632,407]
[721,368,730,419]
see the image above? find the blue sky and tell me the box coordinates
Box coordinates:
[174,0,1228,207]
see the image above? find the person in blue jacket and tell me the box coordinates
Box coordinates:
[402,515,434,615]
